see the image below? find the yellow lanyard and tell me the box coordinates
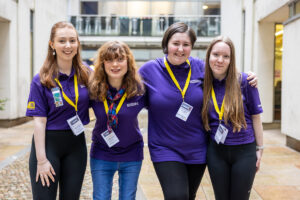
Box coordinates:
[211,87,225,122]
[104,93,127,114]
[164,57,191,101]
[54,74,79,112]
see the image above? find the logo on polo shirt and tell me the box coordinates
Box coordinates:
[27,101,35,110]
[190,79,201,83]
[258,104,262,108]
[127,102,139,107]
[80,84,86,88]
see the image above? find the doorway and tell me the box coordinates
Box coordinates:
[274,24,283,121]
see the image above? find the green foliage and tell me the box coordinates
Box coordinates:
[0,99,7,111]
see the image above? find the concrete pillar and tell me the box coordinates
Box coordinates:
[282,18,300,151]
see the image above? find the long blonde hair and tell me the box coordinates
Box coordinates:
[89,41,144,101]
[39,21,89,88]
[202,36,246,132]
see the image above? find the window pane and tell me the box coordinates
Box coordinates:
[81,2,98,15]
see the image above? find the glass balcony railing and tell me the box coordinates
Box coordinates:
[69,15,221,37]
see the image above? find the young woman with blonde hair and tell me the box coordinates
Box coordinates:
[89,41,145,200]
[202,36,264,200]
[26,21,90,199]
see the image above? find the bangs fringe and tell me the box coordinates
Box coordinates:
[102,45,126,61]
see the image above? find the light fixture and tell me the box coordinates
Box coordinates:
[203,5,208,10]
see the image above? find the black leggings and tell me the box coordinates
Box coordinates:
[29,130,87,200]
[153,161,206,200]
[207,140,257,200]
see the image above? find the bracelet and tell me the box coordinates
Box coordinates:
[256,145,264,151]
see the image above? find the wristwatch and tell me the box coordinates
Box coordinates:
[256,145,264,151]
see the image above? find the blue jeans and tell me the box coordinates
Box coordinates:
[90,158,142,200]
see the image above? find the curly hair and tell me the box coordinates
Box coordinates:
[39,21,89,88]
[89,41,144,101]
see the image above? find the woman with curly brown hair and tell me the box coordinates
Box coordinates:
[89,41,145,200]
[26,21,90,199]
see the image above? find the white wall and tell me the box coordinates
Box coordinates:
[68,0,79,16]
[0,0,68,120]
[253,21,274,123]
[174,1,201,15]
[127,1,150,17]
[34,0,68,75]
[242,0,254,72]
[17,0,34,119]
[221,0,275,123]
[221,0,243,71]
[255,0,289,21]
[282,18,300,140]
[0,0,18,119]
[151,1,173,15]
[101,1,127,15]
[0,21,11,117]
[252,0,289,123]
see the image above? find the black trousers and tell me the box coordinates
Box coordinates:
[207,140,257,200]
[153,161,206,200]
[29,130,87,200]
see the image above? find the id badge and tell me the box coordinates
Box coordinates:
[214,124,228,144]
[51,87,63,107]
[101,130,120,148]
[67,115,85,136]
[176,102,193,121]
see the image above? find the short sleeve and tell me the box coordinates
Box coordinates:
[26,75,48,117]
[242,73,263,115]
[138,60,152,81]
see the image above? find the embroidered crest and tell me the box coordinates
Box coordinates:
[27,101,35,110]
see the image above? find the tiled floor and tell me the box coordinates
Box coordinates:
[1,110,300,199]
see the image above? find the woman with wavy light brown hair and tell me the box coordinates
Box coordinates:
[202,36,263,200]
[26,21,90,200]
[89,41,145,200]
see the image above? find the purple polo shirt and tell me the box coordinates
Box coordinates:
[26,68,90,130]
[139,56,207,164]
[90,87,146,162]
[208,73,263,145]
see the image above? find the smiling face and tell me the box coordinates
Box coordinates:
[104,52,128,83]
[167,32,192,65]
[209,41,231,80]
[50,27,78,64]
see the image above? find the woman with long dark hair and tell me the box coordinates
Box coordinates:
[202,36,263,200]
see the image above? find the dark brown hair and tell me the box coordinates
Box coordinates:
[161,22,197,54]
[89,41,144,101]
[39,21,89,88]
[202,36,247,133]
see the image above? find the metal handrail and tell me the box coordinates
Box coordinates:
[69,14,221,37]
